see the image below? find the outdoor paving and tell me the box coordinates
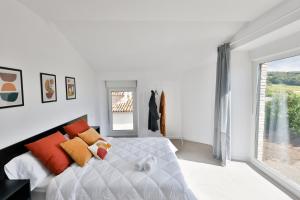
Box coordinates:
[263,139,300,185]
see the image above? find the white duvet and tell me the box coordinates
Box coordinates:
[46,137,197,200]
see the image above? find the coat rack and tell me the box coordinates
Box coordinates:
[150,89,183,145]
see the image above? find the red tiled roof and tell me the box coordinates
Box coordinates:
[112,98,133,112]
[112,92,133,112]
[111,91,125,96]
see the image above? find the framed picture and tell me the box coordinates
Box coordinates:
[65,76,76,100]
[40,73,57,103]
[0,66,24,109]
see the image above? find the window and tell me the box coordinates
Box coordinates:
[106,81,137,136]
[111,91,134,130]
[256,55,300,187]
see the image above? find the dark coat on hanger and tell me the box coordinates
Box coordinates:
[148,90,159,132]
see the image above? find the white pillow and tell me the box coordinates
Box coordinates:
[4,152,50,190]
[64,134,70,140]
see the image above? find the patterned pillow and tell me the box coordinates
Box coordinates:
[88,140,111,160]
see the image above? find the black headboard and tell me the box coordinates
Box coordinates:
[0,115,88,180]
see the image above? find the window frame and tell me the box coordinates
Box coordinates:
[252,56,300,199]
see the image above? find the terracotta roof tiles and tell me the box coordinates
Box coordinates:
[112,92,133,112]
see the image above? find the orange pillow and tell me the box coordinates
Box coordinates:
[63,119,90,139]
[60,137,92,167]
[78,128,102,145]
[25,132,71,175]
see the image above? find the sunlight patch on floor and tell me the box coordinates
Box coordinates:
[178,159,292,200]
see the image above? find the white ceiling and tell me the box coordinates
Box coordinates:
[17,0,284,72]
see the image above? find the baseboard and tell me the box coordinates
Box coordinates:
[108,134,137,137]
[231,155,250,162]
[167,136,183,140]
[181,138,213,146]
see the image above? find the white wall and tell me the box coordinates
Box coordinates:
[229,1,300,161]
[179,0,300,160]
[181,65,216,145]
[180,51,253,161]
[250,31,300,62]
[230,51,253,160]
[231,0,300,49]
[97,70,182,139]
[0,0,99,148]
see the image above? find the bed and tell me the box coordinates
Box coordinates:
[0,115,196,200]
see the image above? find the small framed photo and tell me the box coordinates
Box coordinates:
[65,77,76,100]
[0,66,24,109]
[40,73,57,103]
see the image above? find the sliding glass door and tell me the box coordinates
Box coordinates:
[255,55,300,189]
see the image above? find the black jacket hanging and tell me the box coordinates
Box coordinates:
[148,90,159,132]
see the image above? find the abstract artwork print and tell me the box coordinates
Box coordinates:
[40,73,57,103]
[65,77,76,100]
[0,66,24,109]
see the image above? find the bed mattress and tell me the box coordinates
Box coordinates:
[46,137,197,200]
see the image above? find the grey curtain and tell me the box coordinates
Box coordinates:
[213,43,231,166]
